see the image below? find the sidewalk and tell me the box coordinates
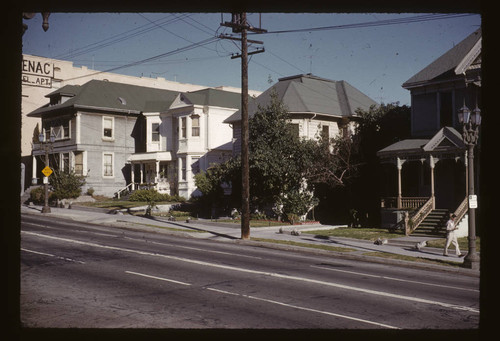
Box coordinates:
[20,204,478,275]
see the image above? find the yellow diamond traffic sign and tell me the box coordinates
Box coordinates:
[41,166,53,177]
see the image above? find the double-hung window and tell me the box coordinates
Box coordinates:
[103,116,114,140]
[181,117,187,138]
[152,123,160,142]
[103,152,114,177]
[191,115,200,137]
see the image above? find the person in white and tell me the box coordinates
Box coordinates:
[443,214,464,257]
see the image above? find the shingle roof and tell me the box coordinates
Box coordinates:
[377,127,464,159]
[28,79,179,117]
[402,28,481,89]
[182,88,241,109]
[224,74,377,123]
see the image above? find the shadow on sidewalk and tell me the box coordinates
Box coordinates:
[142,215,240,240]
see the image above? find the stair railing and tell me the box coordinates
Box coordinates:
[404,196,435,235]
[453,196,469,225]
[114,182,135,199]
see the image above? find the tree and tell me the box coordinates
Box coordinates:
[49,169,86,200]
[348,102,411,225]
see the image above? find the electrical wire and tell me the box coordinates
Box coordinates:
[54,14,190,60]
[250,13,477,35]
[62,37,220,82]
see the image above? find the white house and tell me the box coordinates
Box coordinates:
[127,88,242,199]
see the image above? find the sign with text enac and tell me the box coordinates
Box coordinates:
[22,56,54,88]
[41,166,53,177]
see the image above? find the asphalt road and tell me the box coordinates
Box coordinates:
[20,214,479,329]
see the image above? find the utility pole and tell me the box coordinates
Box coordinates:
[220,13,266,239]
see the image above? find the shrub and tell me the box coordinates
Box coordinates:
[49,170,86,200]
[129,189,163,202]
[29,186,56,205]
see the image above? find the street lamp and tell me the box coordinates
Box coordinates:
[39,131,55,213]
[458,101,481,270]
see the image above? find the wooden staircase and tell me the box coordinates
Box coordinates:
[411,209,449,237]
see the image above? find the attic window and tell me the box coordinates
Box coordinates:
[118,97,127,105]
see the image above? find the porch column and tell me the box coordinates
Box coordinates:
[429,155,436,209]
[32,155,38,185]
[155,161,160,182]
[140,163,144,184]
[130,163,135,190]
[396,157,404,209]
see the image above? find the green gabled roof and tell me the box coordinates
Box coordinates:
[224,74,377,123]
[28,79,179,117]
[182,88,241,109]
[402,28,481,89]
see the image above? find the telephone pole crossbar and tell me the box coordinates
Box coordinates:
[219,13,266,240]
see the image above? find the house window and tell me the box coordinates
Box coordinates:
[61,153,69,172]
[181,117,187,138]
[322,125,330,138]
[152,123,160,142]
[191,115,200,137]
[103,116,114,140]
[290,123,300,137]
[181,157,186,180]
[191,157,200,174]
[74,152,84,176]
[439,92,453,128]
[103,152,114,177]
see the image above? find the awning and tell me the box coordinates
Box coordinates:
[128,151,173,163]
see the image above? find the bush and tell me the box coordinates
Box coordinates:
[129,189,186,203]
[29,186,56,205]
[49,170,86,200]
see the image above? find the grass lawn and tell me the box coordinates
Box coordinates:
[303,227,404,241]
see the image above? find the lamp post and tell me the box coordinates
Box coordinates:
[39,131,55,213]
[458,102,481,270]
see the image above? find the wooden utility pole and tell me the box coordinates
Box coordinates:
[220,13,266,239]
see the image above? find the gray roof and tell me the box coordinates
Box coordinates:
[182,88,241,109]
[28,79,179,117]
[402,28,481,89]
[224,74,377,123]
[377,127,464,159]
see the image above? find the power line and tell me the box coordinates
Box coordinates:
[251,13,476,35]
[62,36,219,82]
[54,14,190,60]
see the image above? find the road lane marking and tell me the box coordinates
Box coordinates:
[205,287,399,329]
[21,247,86,264]
[311,265,479,293]
[123,237,263,260]
[125,271,191,286]
[22,231,479,314]
[24,219,262,260]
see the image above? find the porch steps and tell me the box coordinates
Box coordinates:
[412,209,449,237]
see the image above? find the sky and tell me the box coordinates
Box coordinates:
[22,12,481,106]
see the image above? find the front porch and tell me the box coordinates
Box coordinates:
[377,127,468,235]
[118,151,176,198]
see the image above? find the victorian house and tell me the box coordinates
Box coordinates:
[377,28,481,236]
[224,73,378,153]
[29,79,241,199]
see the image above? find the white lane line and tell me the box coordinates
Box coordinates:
[21,247,86,264]
[125,271,191,286]
[126,237,263,260]
[24,219,262,260]
[205,287,399,329]
[22,231,479,314]
[311,265,479,293]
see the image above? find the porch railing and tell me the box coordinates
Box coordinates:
[114,182,136,199]
[453,196,469,225]
[381,197,429,209]
[405,196,434,235]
